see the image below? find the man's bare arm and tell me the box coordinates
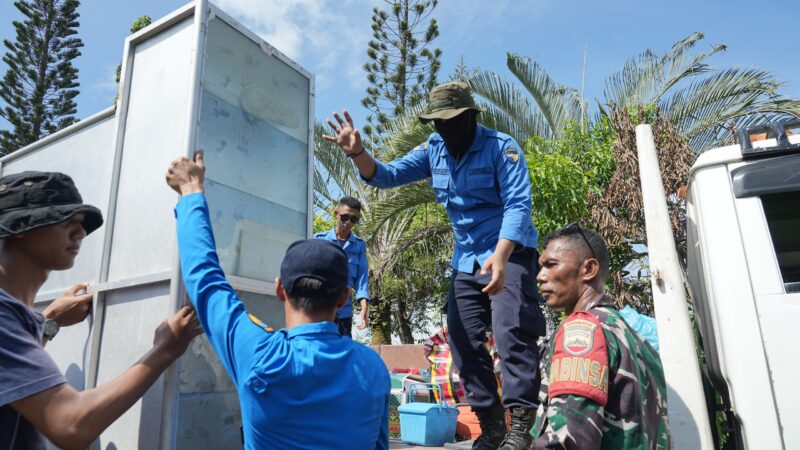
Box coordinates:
[12,305,201,450]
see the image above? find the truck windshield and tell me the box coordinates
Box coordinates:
[762,191,800,292]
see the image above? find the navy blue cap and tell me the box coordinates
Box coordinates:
[280,239,348,294]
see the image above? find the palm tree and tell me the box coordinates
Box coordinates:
[469,56,583,143]
[471,32,800,153]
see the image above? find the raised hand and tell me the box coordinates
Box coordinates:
[166,150,206,195]
[323,110,364,157]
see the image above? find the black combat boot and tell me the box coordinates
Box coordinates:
[498,407,535,450]
[472,404,507,450]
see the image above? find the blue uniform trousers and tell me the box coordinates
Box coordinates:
[446,246,546,410]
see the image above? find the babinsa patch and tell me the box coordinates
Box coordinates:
[504,147,520,164]
[548,312,609,406]
[562,318,597,356]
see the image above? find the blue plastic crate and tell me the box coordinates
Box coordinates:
[398,384,460,446]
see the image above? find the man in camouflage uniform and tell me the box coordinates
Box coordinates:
[530,224,671,449]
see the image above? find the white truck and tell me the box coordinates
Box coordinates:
[640,120,800,449]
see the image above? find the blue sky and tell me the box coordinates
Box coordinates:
[1,0,798,134]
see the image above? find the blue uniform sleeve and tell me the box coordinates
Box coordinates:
[175,193,267,385]
[355,240,370,301]
[495,140,533,245]
[375,394,390,450]
[362,144,432,188]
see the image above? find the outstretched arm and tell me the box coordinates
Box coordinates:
[323,110,431,187]
[166,151,272,381]
[12,306,201,450]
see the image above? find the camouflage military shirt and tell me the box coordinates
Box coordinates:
[531,294,671,449]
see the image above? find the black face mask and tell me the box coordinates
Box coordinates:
[435,110,477,160]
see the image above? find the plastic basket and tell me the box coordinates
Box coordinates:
[398,383,460,446]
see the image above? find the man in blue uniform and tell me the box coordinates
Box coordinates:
[314,196,369,337]
[324,82,546,450]
[166,151,390,450]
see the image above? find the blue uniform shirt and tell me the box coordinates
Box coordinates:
[364,125,538,272]
[314,228,369,319]
[176,193,390,450]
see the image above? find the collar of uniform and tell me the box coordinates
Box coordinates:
[583,293,617,311]
[327,227,357,243]
[467,125,489,153]
[286,321,340,339]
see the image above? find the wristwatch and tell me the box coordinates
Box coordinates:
[43,318,60,341]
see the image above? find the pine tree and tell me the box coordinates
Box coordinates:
[361,0,441,142]
[0,0,83,154]
[450,55,474,82]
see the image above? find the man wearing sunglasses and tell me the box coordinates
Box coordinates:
[532,224,669,449]
[314,197,370,337]
[325,82,545,450]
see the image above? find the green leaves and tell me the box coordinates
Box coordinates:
[525,119,616,243]
[469,53,584,144]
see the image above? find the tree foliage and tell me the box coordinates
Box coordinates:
[361,0,441,141]
[525,118,616,241]
[601,32,800,152]
[470,53,583,144]
[0,0,83,154]
[470,33,800,315]
[472,33,800,154]
[588,106,694,314]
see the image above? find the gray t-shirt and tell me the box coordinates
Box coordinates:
[0,290,66,450]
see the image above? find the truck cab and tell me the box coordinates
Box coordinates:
[685,121,800,449]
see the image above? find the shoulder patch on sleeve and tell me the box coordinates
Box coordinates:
[414,141,429,152]
[548,312,609,406]
[248,312,274,333]
[503,147,520,164]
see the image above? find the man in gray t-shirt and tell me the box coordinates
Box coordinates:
[0,290,67,450]
[0,172,201,449]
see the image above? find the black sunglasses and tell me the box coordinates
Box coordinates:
[339,213,360,224]
[567,222,596,260]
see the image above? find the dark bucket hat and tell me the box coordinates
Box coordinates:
[0,171,103,239]
[418,81,483,123]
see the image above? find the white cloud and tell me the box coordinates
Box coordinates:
[212,0,376,82]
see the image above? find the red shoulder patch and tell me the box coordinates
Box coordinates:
[548,312,609,406]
